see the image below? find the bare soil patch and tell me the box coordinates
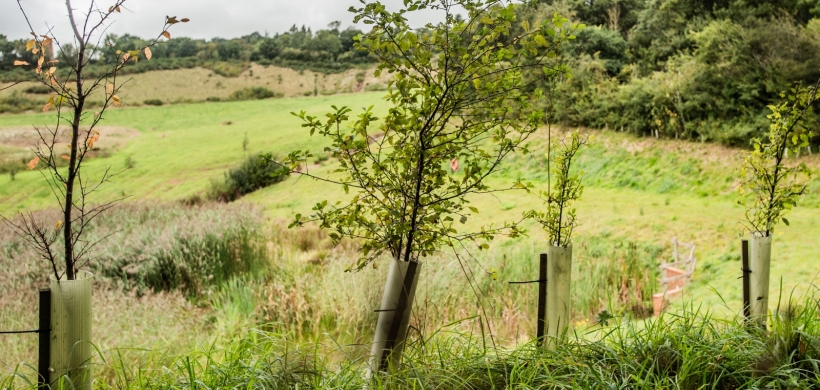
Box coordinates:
[0,126,139,160]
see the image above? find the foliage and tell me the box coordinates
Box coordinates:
[0,1,187,281]
[142,99,163,106]
[525,131,590,247]
[228,86,281,101]
[209,154,288,202]
[281,0,580,270]
[739,81,819,235]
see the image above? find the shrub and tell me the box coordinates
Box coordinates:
[228,87,280,101]
[143,98,164,106]
[206,96,221,102]
[0,91,40,113]
[209,154,288,202]
[364,82,386,91]
[23,85,52,94]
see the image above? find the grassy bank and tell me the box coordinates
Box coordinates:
[4,295,820,389]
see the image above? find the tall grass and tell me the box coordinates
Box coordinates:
[0,202,267,371]
[4,294,818,389]
[204,225,662,346]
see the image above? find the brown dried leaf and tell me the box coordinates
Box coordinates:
[41,37,52,47]
[162,31,171,40]
[112,95,121,107]
[144,46,153,60]
[60,154,70,160]
[181,18,190,23]
[55,220,62,230]
[13,60,29,66]
[107,83,114,95]
[42,102,51,112]
[27,156,40,170]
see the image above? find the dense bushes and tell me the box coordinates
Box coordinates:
[530,0,820,146]
[228,87,282,101]
[0,92,40,113]
[209,154,288,202]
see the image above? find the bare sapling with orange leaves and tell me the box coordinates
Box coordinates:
[1,0,187,281]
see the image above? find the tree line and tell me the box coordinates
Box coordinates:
[530,0,820,146]
[3,0,820,146]
[0,22,371,74]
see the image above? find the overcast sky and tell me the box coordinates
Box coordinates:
[2,0,454,42]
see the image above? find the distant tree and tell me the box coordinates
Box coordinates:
[258,38,281,60]
[339,27,363,52]
[304,30,343,58]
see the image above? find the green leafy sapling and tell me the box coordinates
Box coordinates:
[275,0,581,271]
[739,80,819,236]
[525,130,590,247]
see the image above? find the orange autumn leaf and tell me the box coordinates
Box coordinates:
[42,102,51,112]
[144,46,153,60]
[86,131,100,149]
[13,60,29,66]
[111,95,121,107]
[60,154,70,160]
[162,31,171,40]
[55,220,62,230]
[27,156,39,170]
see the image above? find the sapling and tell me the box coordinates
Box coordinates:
[738,79,819,326]
[276,0,580,374]
[524,130,589,343]
[1,2,186,387]
[3,1,188,282]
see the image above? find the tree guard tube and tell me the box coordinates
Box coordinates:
[49,270,93,390]
[748,233,772,327]
[368,258,421,376]
[546,245,572,347]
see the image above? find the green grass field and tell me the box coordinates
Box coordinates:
[2,85,820,386]
[2,89,819,313]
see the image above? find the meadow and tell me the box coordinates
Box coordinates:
[1,77,820,387]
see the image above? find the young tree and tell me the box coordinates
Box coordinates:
[740,80,819,237]
[525,130,589,248]
[3,0,187,282]
[739,79,819,326]
[278,0,579,373]
[524,130,589,343]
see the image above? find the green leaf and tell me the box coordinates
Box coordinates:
[460,215,467,224]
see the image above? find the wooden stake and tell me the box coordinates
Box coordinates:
[741,239,751,322]
[537,253,547,345]
[38,288,51,389]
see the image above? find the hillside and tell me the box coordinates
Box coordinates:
[0,63,389,114]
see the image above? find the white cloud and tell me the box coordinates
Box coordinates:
[2,0,453,42]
